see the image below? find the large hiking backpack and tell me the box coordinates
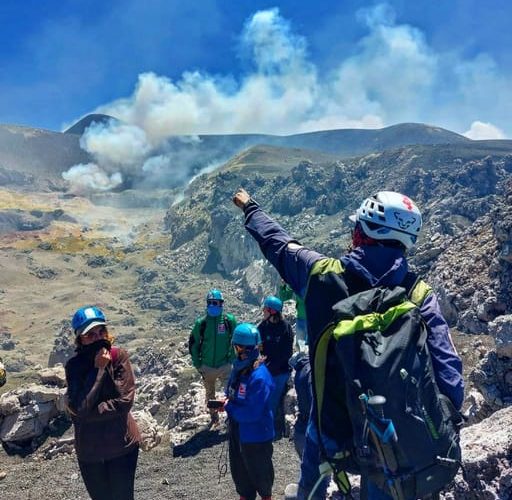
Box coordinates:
[313,281,463,499]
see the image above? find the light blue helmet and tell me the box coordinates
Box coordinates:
[72,306,107,336]
[263,295,283,313]
[206,289,224,302]
[232,323,261,346]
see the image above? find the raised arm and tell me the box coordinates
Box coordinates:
[233,188,323,297]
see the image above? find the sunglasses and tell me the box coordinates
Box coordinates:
[207,300,223,306]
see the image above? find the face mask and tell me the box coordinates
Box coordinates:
[79,338,111,360]
[207,304,222,317]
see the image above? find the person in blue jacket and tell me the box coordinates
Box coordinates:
[233,189,464,500]
[224,323,275,500]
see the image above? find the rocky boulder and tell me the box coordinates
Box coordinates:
[48,322,76,368]
[131,410,168,451]
[489,314,512,358]
[446,406,512,499]
[0,384,66,445]
[38,365,67,388]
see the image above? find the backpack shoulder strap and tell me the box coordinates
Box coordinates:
[223,315,233,335]
[110,346,120,366]
[401,271,432,306]
[199,318,207,351]
[312,324,352,496]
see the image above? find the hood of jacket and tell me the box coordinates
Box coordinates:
[341,245,408,288]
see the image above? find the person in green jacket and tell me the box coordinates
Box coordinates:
[279,281,308,352]
[189,288,237,425]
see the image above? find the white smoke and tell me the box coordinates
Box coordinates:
[463,121,506,140]
[80,121,152,166]
[63,5,511,192]
[62,163,123,192]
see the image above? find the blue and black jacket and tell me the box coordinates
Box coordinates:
[225,363,275,443]
[242,201,464,412]
[258,318,294,377]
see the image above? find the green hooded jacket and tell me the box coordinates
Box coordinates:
[189,313,237,369]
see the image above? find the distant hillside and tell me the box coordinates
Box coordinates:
[0,125,90,184]
[64,113,118,135]
[195,122,469,159]
[0,118,478,190]
[219,144,340,177]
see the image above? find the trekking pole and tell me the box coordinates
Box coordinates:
[366,395,405,500]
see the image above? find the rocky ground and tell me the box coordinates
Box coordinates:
[1,140,512,498]
[0,427,301,500]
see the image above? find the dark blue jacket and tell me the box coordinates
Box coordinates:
[293,355,312,435]
[258,318,294,376]
[225,363,275,443]
[243,202,464,410]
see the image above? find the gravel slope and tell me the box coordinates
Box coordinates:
[0,431,300,500]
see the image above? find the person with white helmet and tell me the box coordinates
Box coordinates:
[233,189,463,500]
[222,323,275,500]
[65,306,140,500]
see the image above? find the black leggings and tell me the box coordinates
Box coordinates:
[229,422,274,500]
[78,446,139,500]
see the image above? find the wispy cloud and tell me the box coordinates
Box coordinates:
[92,5,510,138]
[63,4,511,191]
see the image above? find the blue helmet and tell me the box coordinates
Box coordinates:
[206,289,224,302]
[263,295,283,313]
[72,306,107,336]
[232,323,261,346]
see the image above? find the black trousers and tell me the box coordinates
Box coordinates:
[78,446,139,500]
[229,421,274,500]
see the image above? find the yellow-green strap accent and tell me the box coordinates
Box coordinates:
[332,301,417,339]
[314,326,332,432]
[310,257,345,276]
[334,469,351,495]
[409,279,432,306]
[305,257,344,303]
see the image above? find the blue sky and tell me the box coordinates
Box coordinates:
[1,0,511,139]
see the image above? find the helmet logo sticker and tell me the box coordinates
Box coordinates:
[402,196,414,211]
[394,211,417,230]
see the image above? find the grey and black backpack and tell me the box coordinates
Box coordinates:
[313,276,463,499]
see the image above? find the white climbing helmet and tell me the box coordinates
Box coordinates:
[350,191,422,249]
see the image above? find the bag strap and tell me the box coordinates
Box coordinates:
[401,271,432,306]
[313,325,352,497]
[199,318,207,352]
[110,346,120,366]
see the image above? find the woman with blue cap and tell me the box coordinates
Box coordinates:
[65,306,140,500]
